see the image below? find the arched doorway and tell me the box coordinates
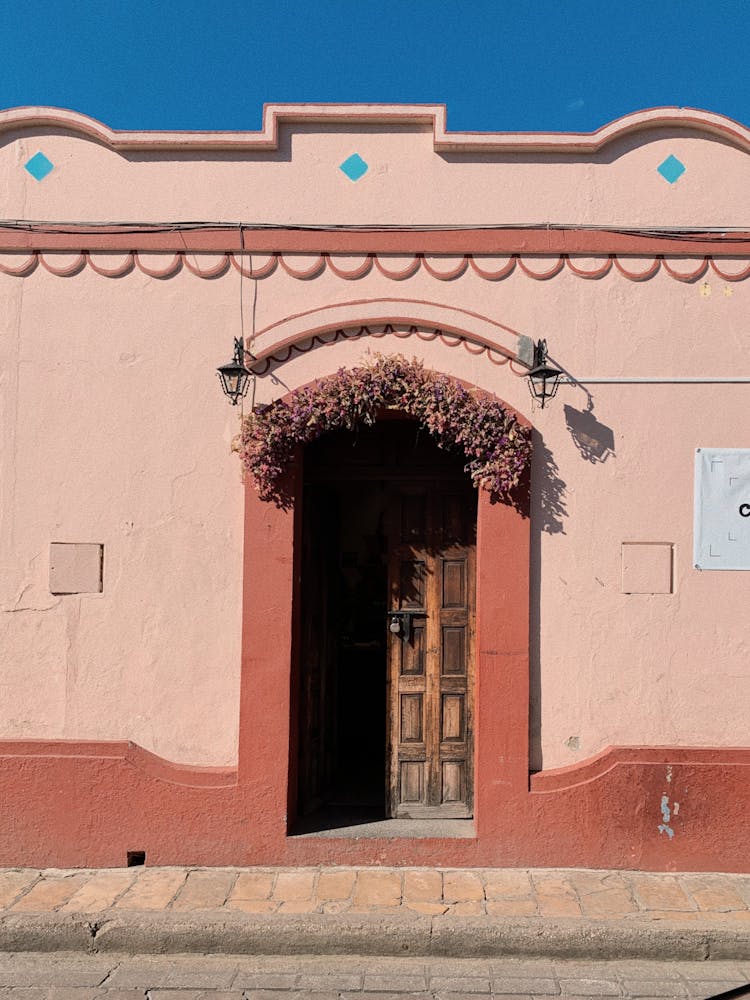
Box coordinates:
[239,355,531,848]
[296,419,477,827]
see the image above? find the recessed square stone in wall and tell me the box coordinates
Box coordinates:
[49,543,103,595]
[694,448,750,570]
[621,543,673,594]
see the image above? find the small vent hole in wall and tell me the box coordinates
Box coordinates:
[127,851,146,867]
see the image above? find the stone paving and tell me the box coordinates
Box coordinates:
[0,867,748,923]
[0,952,749,998]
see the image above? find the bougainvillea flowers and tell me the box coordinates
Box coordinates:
[240,354,531,506]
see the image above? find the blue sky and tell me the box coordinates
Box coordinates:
[3,0,749,133]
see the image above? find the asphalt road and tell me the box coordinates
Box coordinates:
[0,952,749,998]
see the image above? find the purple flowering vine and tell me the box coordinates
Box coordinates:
[240,355,531,506]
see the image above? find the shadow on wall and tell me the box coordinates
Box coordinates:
[527,403,618,772]
[531,432,567,536]
[564,403,615,463]
[528,433,567,772]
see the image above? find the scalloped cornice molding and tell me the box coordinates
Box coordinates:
[2,250,749,283]
[2,104,750,154]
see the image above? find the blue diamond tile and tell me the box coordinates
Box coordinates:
[340,153,368,182]
[657,154,685,184]
[24,151,54,181]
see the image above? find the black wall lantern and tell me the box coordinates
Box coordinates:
[526,339,563,408]
[217,338,253,405]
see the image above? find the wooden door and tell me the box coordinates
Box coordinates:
[386,482,476,818]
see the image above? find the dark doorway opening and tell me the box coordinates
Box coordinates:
[300,477,388,826]
[294,419,475,834]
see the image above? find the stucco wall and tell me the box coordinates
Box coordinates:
[1,106,749,768]
[2,107,750,226]
[0,267,244,764]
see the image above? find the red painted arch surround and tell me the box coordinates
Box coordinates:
[238,406,532,847]
[0,364,749,868]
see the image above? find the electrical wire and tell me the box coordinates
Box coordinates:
[565,377,750,385]
[1,220,750,240]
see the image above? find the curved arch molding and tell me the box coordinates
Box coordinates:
[248,299,530,373]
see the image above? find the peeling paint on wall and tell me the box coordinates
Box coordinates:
[658,767,676,838]
[658,792,675,839]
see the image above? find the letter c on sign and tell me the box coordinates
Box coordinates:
[740,503,750,518]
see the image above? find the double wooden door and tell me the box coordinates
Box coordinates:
[386,483,476,818]
[297,425,476,822]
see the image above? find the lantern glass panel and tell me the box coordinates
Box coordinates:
[217,360,251,404]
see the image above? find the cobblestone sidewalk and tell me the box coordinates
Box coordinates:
[1,867,749,923]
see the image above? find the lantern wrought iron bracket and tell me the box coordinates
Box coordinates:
[217,337,255,406]
[525,338,563,409]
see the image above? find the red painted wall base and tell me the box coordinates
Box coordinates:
[0,740,747,871]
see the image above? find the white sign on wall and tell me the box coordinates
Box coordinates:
[694,448,750,570]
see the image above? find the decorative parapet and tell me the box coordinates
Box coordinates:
[4,104,750,154]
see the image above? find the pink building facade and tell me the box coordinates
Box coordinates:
[0,104,748,870]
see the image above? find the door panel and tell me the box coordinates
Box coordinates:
[441,693,464,741]
[387,482,476,819]
[442,560,466,607]
[442,627,466,674]
[400,693,424,742]
[400,623,426,675]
